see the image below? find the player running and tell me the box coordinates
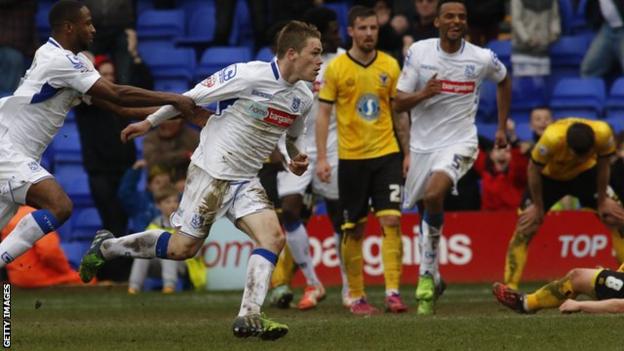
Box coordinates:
[79,20,322,340]
[0,0,194,268]
[394,0,511,314]
[502,118,624,290]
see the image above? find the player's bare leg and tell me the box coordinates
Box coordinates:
[0,179,71,267]
[233,210,288,340]
[417,171,452,315]
[503,204,540,290]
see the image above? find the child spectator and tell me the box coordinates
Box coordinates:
[128,185,181,294]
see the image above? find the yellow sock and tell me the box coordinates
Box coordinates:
[525,276,576,311]
[381,225,402,292]
[271,245,296,287]
[341,233,365,299]
[611,228,624,264]
[504,230,531,290]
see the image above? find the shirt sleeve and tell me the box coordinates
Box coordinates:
[389,57,401,99]
[483,49,507,83]
[318,61,337,103]
[595,122,617,157]
[49,53,101,94]
[187,63,249,105]
[396,44,419,93]
[531,133,554,165]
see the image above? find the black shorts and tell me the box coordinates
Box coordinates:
[338,152,402,229]
[258,162,282,209]
[595,269,624,300]
[520,166,598,210]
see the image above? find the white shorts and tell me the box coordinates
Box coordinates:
[403,143,478,209]
[276,151,339,200]
[0,146,52,229]
[171,163,273,239]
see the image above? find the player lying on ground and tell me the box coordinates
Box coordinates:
[493,264,624,314]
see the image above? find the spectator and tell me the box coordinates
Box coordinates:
[214,0,269,50]
[75,55,137,240]
[0,0,37,92]
[581,0,624,78]
[374,0,404,61]
[511,0,561,77]
[0,206,82,288]
[464,0,506,47]
[474,121,529,210]
[519,106,554,154]
[128,184,181,294]
[142,119,199,174]
[401,0,439,52]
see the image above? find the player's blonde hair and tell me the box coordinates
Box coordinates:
[275,20,321,59]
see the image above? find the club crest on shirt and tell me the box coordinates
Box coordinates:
[356,94,380,121]
[27,161,40,171]
[538,144,548,156]
[464,64,476,79]
[291,97,301,112]
[191,213,203,229]
[379,73,389,87]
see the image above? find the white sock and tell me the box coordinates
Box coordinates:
[128,258,150,291]
[100,230,162,259]
[161,259,179,289]
[419,220,442,281]
[0,213,48,268]
[238,251,276,316]
[334,232,349,298]
[285,222,320,286]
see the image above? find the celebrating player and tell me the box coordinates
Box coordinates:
[0,0,195,268]
[79,20,322,340]
[502,118,624,290]
[316,5,407,315]
[394,0,511,314]
[493,264,624,314]
[269,6,349,310]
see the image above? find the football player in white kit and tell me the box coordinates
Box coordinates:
[79,21,323,340]
[269,6,349,311]
[394,0,511,315]
[0,1,195,269]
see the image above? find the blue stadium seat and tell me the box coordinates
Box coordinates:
[324,3,349,43]
[175,4,216,48]
[51,122,82,163]
[486,40,511,70]
[549,77,606,119]
[36,3,51,43]
[255,47,274,62]
[154,79,190,93]
[60,241,91,270]
[194,46,252,82]
[55,164,92,207]
[137,9,185,41]
[606,77,624,118]
[476,81,497,123]
[511,76,547,123]
[548,35,592,88]
[515,122,533,142]
[138,44,195,84]
[70,207,102,241]
[558,0,575,34]
[476,123,497,141]
[605,116,624,134]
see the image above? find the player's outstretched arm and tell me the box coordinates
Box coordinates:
[495,73,512,147]
[560,298,624,314]
[87,77,196,119]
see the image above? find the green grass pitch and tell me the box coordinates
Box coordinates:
[9,284,624,350]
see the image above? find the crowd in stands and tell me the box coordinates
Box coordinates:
[0,0,623,290]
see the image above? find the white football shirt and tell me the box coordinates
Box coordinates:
[0,37,100,160]
[148,60,314,181]
[397,39,507,152]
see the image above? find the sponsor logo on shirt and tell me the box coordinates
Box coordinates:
[219,64,237,82]
[421,64,437,71]
[251,89,273,99]
[440,80,475,94]
[247,103,297,127]
[356,94,380,121]
[202,75,216,87]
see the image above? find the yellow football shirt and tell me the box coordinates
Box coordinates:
[531,118,616,181]
[319,51,400,160]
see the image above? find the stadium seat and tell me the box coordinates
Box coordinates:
[60,241,91,270]
[606,77,624,119]
[548,35,592,88]
[70,207,102,241]
[255,46,274,62]
[549,77,606,119]
[36,3,52,43]
[511,76,547,123]
[154,79,190,93]
[175,4,216,48]
[476,122,497,141]
[515,122,533,142]
[137,9,185,41]
[558,0,575,34]
[138,44,196,83]
[605,116,624,134]
[476,81,497,123]
[51,122,82,163]
[485,40,511,70]
[55,164,93,207]
[194,46,252,82]
[324,2,349,43]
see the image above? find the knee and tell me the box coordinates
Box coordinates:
[566,268,584,291]
[265,225,286,252]
[423,188,444,207]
